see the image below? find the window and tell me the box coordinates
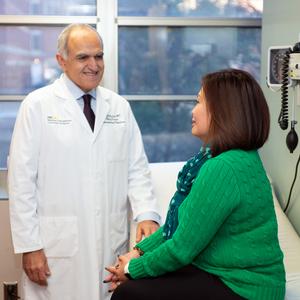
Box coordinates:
[0,0,263,197]
[117,1,262,162]
[130,100,201,162]
[0,102,20,168]
[118,0,262,18]
[0,26,63,95]
[119,26,261,95]
[0,0,96,15]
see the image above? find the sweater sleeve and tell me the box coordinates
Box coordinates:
[129,158,241,278]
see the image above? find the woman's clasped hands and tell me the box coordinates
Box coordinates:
[104,248,140,292]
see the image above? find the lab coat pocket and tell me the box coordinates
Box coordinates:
[110,212,129,253]
[39,216,79,258]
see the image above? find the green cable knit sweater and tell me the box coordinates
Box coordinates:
[129,149,286,300]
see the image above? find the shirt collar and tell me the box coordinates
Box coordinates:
[62,73,97,101]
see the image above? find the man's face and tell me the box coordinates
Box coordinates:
[56,28,104,92]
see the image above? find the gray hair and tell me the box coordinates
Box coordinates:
[57,24,103,59]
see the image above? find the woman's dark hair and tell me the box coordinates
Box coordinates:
[202,68,270,156]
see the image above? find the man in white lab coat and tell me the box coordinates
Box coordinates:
[8,24,160,300]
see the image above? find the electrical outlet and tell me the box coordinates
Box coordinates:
[3,281,19,300]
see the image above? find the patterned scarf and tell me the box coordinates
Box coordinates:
[162,147,212,240]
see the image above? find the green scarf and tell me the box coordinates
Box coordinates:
[163,147,212,240]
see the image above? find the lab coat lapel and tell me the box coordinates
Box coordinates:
[93,87,109,142]
[52,78,94,135]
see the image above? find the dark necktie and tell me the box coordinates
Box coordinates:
[82,94,95,131]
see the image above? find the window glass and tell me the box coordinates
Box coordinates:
[0,100,200,167]
[118,0,262,17]
[0,0,96,15]
[0,26,63,95]
[0,102,20,169]
[129,100,202,162]
[119,26,261,95]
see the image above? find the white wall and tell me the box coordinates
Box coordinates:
[0,201,22,300]
[260,0,300,235]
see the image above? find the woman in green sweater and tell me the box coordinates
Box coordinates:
[106,69,286,300]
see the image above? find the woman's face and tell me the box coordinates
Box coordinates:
[192,88,211,142]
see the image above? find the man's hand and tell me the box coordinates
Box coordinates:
[23,249,51,286]
[136,220,159,243]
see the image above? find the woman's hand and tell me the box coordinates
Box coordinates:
[105,254,131,292]
[121,248,141,260]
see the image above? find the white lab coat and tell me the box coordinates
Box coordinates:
[8,76,159,300]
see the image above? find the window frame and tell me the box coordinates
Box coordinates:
[0,0,262,199]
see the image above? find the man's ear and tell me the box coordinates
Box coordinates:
[56,53,66,70]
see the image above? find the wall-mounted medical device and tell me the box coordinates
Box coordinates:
[267,42,300,153]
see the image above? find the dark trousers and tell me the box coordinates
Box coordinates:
[111,265,245,300]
